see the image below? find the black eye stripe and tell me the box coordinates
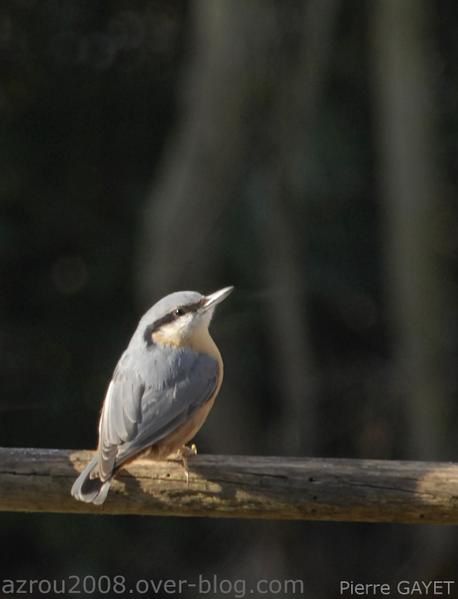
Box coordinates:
[143,299,205,345]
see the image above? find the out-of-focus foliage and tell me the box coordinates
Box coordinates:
[1,1,457,597]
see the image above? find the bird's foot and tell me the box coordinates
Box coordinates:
[170,444,197,486]
[167,443,197,460]
[181,443,198,458]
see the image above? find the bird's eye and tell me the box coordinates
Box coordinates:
[174,307,185,318]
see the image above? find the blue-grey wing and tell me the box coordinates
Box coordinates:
[97,346,218,480]
[97,360,145,480]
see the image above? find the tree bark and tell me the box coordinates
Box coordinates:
[1,447,457,523]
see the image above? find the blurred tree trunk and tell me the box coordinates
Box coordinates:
[135,1,254,299]
[135,0,269,458]
[135,0,337,456]
[372,0,454,574]
[373,0,453,462]
[259,0,340,454]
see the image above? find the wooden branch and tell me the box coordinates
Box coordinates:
[0,448,457,523]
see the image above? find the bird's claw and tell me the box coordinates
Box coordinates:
[181,443,198,457]
[180,444,197,486]
[167,445,197,486]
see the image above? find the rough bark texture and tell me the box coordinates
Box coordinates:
[0,448,457,523]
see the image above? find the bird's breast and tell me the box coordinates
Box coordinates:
[147,334,224,459]
[186,328,223,391]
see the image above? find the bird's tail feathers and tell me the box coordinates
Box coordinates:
[71,456,112,505]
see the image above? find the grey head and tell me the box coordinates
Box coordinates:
[129,286,233,349]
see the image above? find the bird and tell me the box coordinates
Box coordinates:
[71,285,233,505]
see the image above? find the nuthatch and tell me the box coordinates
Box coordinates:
[71,286,233,504]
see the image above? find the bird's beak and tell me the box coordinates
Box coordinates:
[201,286,234,311]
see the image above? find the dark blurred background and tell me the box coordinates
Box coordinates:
[1,0,457,597]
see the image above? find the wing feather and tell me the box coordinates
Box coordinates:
[96,345,218,480]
